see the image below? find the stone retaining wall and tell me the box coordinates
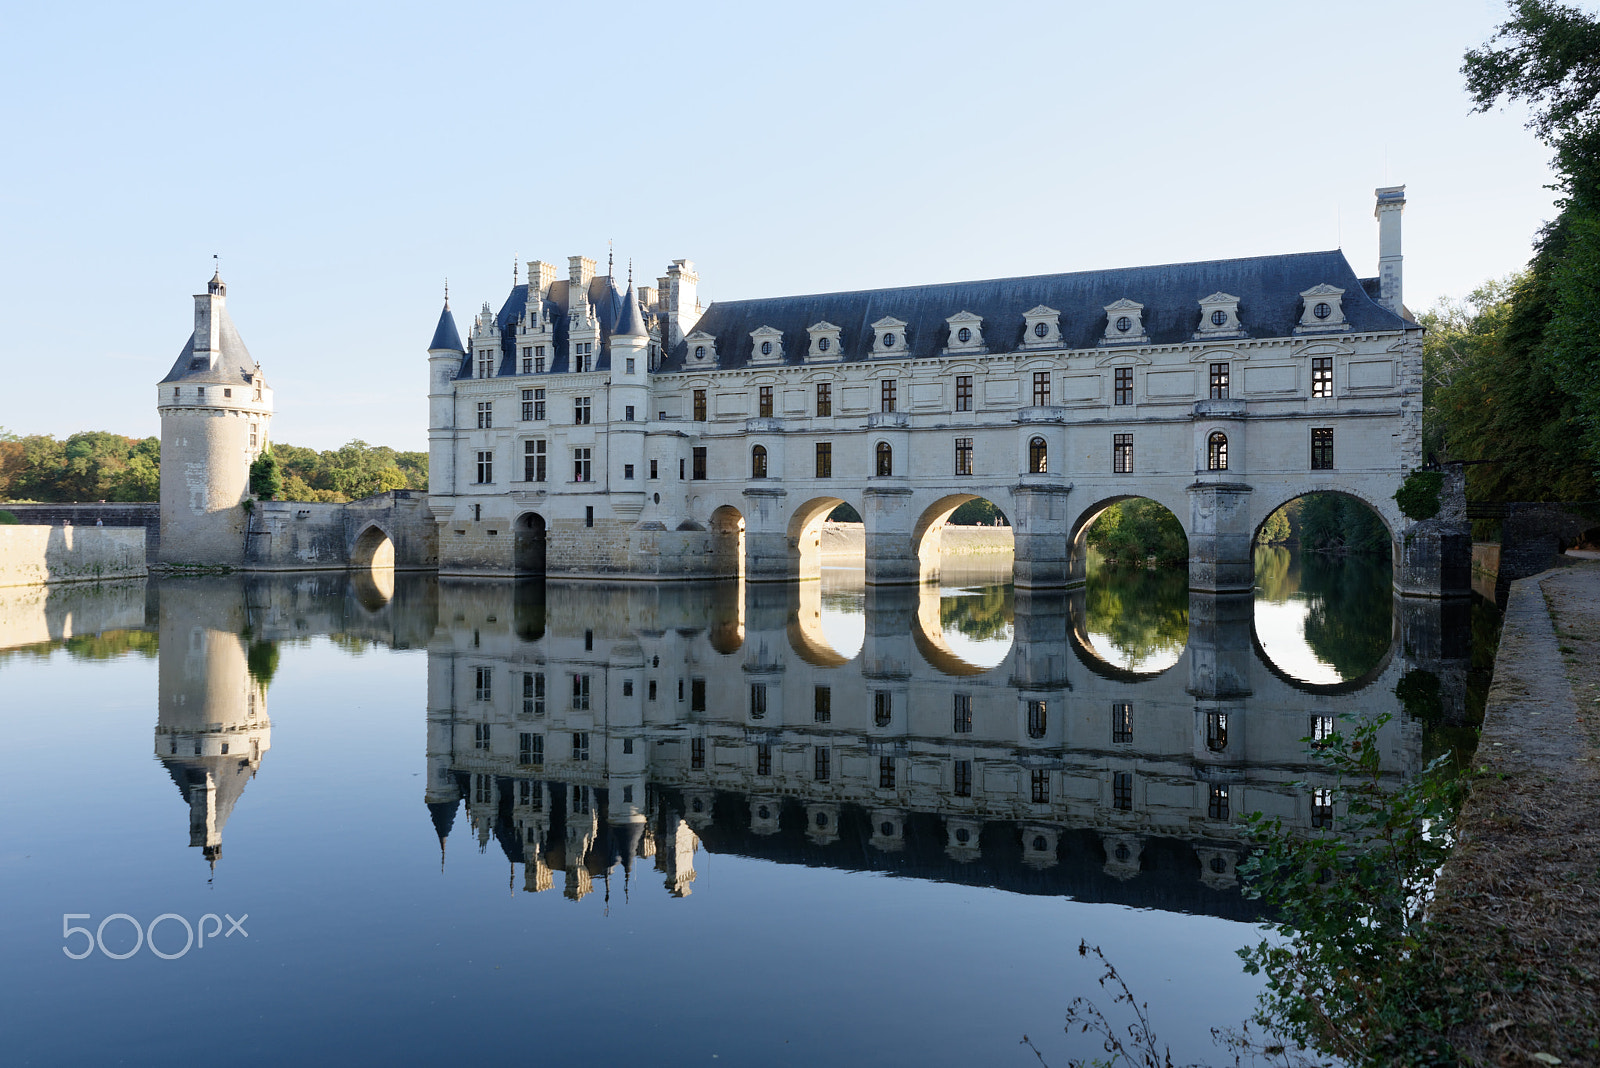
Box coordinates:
[0,526,148,588]
[0,503,160,561]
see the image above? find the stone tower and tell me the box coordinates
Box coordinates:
[156,271,274,565]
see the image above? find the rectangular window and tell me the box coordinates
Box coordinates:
[572,731,589,762]
[756,743,772,776]
[873,690,892,727]
[814,746,830,781]
[535,349,545,374]
[1206,710,1229,752]
[953,693,972,733]
[880,379,897,413]
[692,447,707,480]
[477,351,494,378]
[1112,702,1132,743]
[879,756,896,789]
[816,382,832,416]
[525,439,546,482]
[519,780,542,809]
[574,342,592,373]
[571,674,590,710]
[476,451,493,484]
[521,347,533,374]
[519,732,544,766]
[749,683,767,719]
[1113,433,1133,474]
[521,389,534,421]
[249,425,257,449]
[1114,367,1133,405]
[1208,785,1230,821]
[1311,427,1334,470]
[573,447,591,482]
[625,357,636,375]
[1311,788,1334,829]
[1311,356,1334,398]
[1209,362,1230,399]
[758,386,773,417]
[1311,715,1335,745]
[955,375,973,412]
[625,405,635,422]
[622,463,634,480]
[815,441,832,478]
[693,389,707,421]
[1113,771,1132,811]
[574,396,591,424]
[650,459,658,479]
[474,774,492,804]
[691,677,706,712]
[814,685,831,723]
[535,388,546,420]
[1031,769,1050,804]
[585,505,593,528]
[525,671,545,717]
[1026,700,1047,739]
[679,458,685,480]
[691,737,706,770]
[953,759,972,797]
[1032,371,1051,406]
[954,437,973,476]
[474,723,491,750]
[473,666,491,701]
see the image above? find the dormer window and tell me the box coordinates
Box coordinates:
[749,326,784,365]
[1020,306,1061,348]
[958,328,971,342]
[1296,284,1348,333]
[1196,292,1243,339]
[870,316,907,357]
[685,331,718,366]
[1101,299,1148,344]
[806,321,843,362]
[945,311,984,353]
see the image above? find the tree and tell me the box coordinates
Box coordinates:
[250,448,282,500]
[1084,499,1187,567]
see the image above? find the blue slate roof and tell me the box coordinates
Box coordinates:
[158,300,260,385]
[660,249,1410,371]
[458,272,651,379]
[428,302,464,353]
[614,283,649,338]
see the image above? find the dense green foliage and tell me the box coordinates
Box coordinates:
[1297,494,1390,554]
[0,428,160,502]
[1449,1,1600,497]
[938,584,1013,641]
[0,510,16,524]
[1394,469,1444,520]
[947,497,1009,526]
[1084,499,1187,567]
[1255,547,1394,680]
[1082,565,1188,666]
[1258,507,1292,543]
[1239,716,1469,1065]
[0,426,425,504]
[249,448,283,501]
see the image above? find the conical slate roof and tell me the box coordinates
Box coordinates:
[613,284,649,338]
[429,301,465,353]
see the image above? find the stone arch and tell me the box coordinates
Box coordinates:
[1067,493,1190,585]
[910,581,1014,677]
[514,511,546,574]
[350,523,394,570]
[787,495,856,580]
[1249,616,1398,696]
[709,505,745,579]
[787,580,857,666]
[1249,485,1398,548]
[912,492,1015,585]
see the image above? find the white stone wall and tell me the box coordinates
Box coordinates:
[0,525,147,588]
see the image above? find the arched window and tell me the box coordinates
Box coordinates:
[751,445,768,479]
[1208,431,1229,471]
[875,441,893,477]
[1028,436,1048,473]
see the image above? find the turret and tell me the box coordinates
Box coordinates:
[1374,185,1406,317]
[428,296,465,499]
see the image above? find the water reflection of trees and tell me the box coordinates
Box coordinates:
[1300,555,1392,679]
[938,584,1014,641]
[1084,568,1188,664]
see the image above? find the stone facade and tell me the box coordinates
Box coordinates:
[429,187,1441,592]
[0,525,147,588]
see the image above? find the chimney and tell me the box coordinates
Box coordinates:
[665,259,700,349]
[568,255,596,296]
[1374,185,1406,316]
[527,260,559,298]
[192,279,224,368]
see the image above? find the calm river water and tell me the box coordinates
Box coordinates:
[0,548,1494,1065]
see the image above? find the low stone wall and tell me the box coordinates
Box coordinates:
[819,522,1014,558]
[244,491,437,570]
[0,503,160,561]
[0,579,149,651]
[0,526,147,588]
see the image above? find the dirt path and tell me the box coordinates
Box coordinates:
[1426,561,1600,1065]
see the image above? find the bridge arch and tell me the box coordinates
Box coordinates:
[787,495,858,580]
[911,581,1015,677]
[350,522,395,570]
[514,511,546,574]
[708,505,745,579]
[912,492,1015,585]
[1249,485,1398,549]
[1067,492,1190,584]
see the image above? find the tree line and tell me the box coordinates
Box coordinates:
[0,428,426,504]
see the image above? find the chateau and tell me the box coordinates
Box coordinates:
[424,186,1430,591]
[153,186,1458,594]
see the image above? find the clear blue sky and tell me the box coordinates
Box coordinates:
[0,0,1562,451]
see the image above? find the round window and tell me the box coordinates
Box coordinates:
[880,822,895,837]
[882,332,896,348]
[818,337,830,352]
[815,812,829,828]
[1114,844,1131,862]
[1032,835,1048,851]
[1211,309,1228,326]
[1115,316,1132,333]
[694,345,706,359]
[760,340,772,355]
[1034,321,1049,338]
[1209,856,1228,874]
[955,828,971,844]
[957,326,971,343]
[1314,302,1332,320]
[758,805,770,820]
